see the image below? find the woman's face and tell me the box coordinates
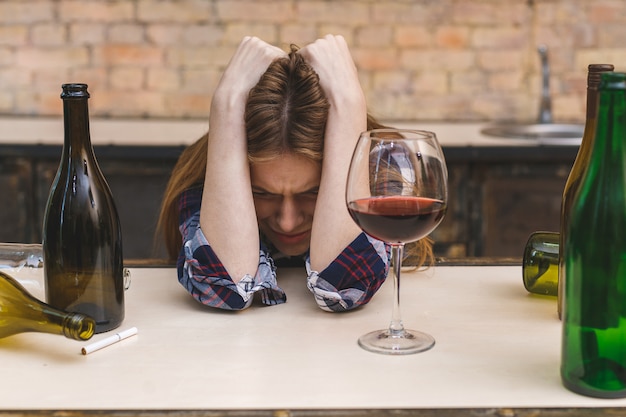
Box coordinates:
[250,154,321,257]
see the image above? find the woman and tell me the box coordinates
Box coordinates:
[158,35,432,311]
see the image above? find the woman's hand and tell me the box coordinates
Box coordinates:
[298,34,366,111]
[212,36,287,112]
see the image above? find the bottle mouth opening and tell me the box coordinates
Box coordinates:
[588,67,614,89]
[63,313,96,341]
[61,83,90,99]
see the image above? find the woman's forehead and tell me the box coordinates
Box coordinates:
[250,154,321,193]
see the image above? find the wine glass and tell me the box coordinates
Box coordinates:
[346,129,448,355]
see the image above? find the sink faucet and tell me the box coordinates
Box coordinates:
[537,44,553,124]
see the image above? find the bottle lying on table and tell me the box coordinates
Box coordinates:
[522,231,558,296]
[0,271,95,341]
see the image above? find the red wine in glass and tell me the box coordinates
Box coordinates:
[347,196,446,243]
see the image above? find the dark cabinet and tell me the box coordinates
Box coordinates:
[430,162,471,257]
[0,158,34,243]
[0,143,577,260]
[0,146,180,260]
[431,146,576,259]
[477,162,569,257]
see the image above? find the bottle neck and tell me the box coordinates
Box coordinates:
[593,74,626,164]
[62,97,93,152]
[586,84,599,121]
[586,64,615,120]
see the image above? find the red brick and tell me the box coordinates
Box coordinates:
[31,24,67,46]
[0,1,54,24]
[109,67,145,90]
[436,27,470,49]
[16,47,89,69]
[371,2,446,25]
[91,90,166,117]
[166,93,211,118]
[59,0,134,22]
[216,0,293,22]
[137,0,211,23]
[279,24,317,47]
[0,25,28,46]
[93,45,163,67]
[472,27,527,49]
[223,24,278,45]
[352,47,398,71]
[296,1,368,25]
[400,50,475,72]
[371,70,412,94]
[0,48,14,66]
[147,68,180,92]
[395,26,433,48]
[69,23,106,45]
[357,26,393,48]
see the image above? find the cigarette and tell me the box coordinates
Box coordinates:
[81,327,138,355]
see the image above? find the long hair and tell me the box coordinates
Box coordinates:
[156,46,433,266]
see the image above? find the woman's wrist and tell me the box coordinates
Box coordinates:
[211,87,248,114]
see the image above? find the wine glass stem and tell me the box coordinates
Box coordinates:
[389,243,405,336]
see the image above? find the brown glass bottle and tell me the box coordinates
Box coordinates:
[558,64,614,318]
[0,271,95,341]
[43,83,125,334]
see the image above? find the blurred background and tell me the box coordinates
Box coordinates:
[1,0,626,123]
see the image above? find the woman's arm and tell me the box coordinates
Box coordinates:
[200,36,286,282]
[298,35,368,272]
[178,186,286,310]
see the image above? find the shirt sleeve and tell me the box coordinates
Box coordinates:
[305,233,389,312]
[176,186,287,310]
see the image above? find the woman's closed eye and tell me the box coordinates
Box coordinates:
[252,188,319,201]
[296,190,318,202]
[252,190,275,199]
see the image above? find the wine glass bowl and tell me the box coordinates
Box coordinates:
[346,129,448,354]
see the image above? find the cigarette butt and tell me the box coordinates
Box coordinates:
[81,327,138,355]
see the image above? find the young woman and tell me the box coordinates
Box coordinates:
[158,35,433,311]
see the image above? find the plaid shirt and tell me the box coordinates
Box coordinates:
[177,185,389,311]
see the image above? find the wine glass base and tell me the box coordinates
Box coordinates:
[358,329,435,355]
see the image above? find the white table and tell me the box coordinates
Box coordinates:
[1,265,624,415]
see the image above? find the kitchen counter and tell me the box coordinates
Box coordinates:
[0,116,581,161]
[0,116,536,147]
[1,264,624,416]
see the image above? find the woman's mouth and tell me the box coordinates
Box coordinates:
[273,231,309,245]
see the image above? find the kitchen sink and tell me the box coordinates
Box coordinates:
[480,123,584,145]
[479,45,585,146]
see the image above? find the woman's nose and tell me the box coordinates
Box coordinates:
[276,197,301,232]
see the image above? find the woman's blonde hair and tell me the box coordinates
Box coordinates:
[156,45,433,265]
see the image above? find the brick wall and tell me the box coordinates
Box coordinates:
[1,0,625,123]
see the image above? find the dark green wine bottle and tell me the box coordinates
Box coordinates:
[0,271,95,341]
[42,83,125,334]
[561,72,626,398]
